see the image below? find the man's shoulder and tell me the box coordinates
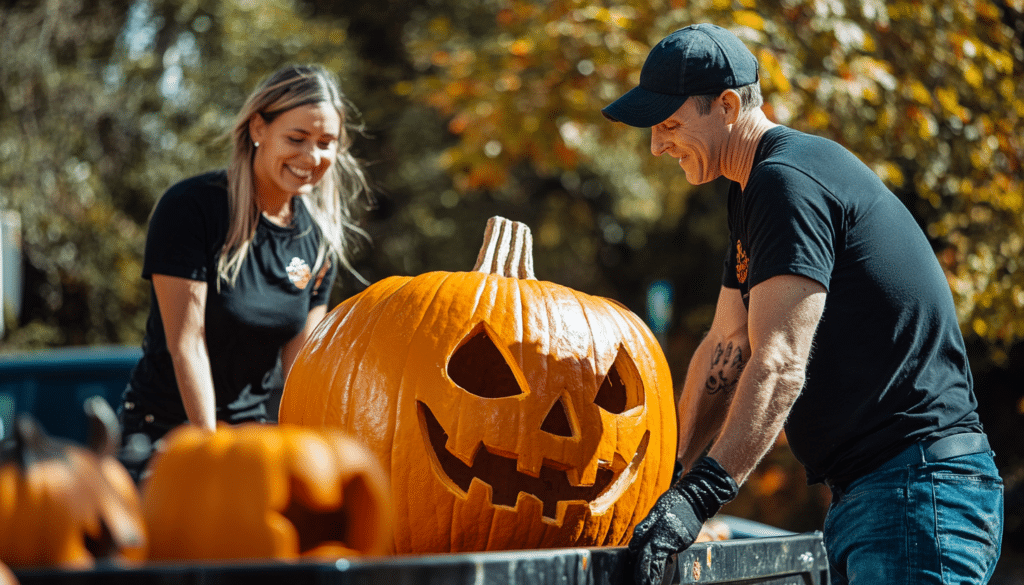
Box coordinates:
[758,126,847,164]
[752,127,870,191]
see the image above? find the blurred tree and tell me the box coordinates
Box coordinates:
[406,0,1024,360]
[0,0,368,346]
[1,0,144,346]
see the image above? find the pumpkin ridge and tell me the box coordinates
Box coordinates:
[329,294,382,431]
[337,294,391,436]
[303,304,355,427]
[388,270,458,546]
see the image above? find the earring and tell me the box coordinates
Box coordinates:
[254,141,260,148]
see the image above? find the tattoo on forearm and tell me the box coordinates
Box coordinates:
[705,341,746,395]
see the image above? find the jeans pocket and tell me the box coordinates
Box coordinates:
[824,484,909,585]
[933,471,1004,584]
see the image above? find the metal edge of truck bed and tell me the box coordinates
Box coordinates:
[13,533,829,585]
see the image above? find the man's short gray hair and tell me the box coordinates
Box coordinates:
[689,83,763,116]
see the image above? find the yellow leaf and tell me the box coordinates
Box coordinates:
[510,38,535,57]
[734,11,765,31]
[908,80,931,105]
[861,33,876,53]
[758,49,791,92]
[916,112,937,139]
[982,46,1014,74]
[972,318,987,337]
[808,109,830,129]
[935,87,960,116]
[876,162,905,188]
[964,64,984,89]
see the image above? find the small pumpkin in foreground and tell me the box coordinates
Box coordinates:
[0,397,146,569]
[142,423,393,561]
[282,216,677,553]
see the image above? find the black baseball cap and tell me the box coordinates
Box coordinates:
[602,24,760,127]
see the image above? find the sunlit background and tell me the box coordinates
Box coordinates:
[1,0,1022,580]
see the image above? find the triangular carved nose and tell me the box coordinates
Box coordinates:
[541,398,574,437]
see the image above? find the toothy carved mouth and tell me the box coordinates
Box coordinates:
[418,401,649,520]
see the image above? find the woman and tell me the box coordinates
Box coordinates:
[118,64,370,481]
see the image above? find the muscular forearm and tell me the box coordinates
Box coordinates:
[677,332,749,470]
[706,345,805,485]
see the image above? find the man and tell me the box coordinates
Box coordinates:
[602,23,1003,585]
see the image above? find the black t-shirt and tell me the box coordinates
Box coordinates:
[126,170,336,423]
[723,126,982,487]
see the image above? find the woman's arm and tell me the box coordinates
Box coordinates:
[281,303,328,378]
[676,286,751,470]
[152,274,217,432]
[707,274,826,484]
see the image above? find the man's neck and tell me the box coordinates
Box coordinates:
[722,110,778,190]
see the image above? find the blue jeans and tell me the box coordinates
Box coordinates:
[823,442,1003,584]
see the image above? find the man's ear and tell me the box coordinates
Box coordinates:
[720,90,741,125]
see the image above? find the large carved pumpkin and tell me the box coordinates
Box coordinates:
[281,217,677,552]
[142,423,393,561]
[0,397,146,569]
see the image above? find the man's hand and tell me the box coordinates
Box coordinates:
[629,457,739,585]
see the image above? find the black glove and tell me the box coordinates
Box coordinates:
[628,457,739,585]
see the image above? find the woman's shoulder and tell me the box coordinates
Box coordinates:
[162,170,228,200]
[149,170,229,228]
[154,170,229,214]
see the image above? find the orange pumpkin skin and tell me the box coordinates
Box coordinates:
[281,218,677,553]
[142,423,393,562]
[0,398,146,570]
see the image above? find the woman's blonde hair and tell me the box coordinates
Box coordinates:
[219,64,370,289]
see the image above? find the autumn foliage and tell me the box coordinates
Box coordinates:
[406,0,1024,353]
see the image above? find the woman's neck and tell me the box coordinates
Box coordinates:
[722,110,778,190]
[257,193,295,227]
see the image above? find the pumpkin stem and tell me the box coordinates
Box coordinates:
[5,414,62,468]
[85,396,121,458]
[472,216,536,280]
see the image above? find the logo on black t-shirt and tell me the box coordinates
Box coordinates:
[735,241,749,284]
[287,257,312,290]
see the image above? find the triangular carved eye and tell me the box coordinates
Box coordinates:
[594,346,644,414]
[447,324,524,398]
[541,398,574,437]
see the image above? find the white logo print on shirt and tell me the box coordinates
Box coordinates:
[286,257,312,290]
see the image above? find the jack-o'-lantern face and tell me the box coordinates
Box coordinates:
[421,322,651,524]
[281,218,676,553]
